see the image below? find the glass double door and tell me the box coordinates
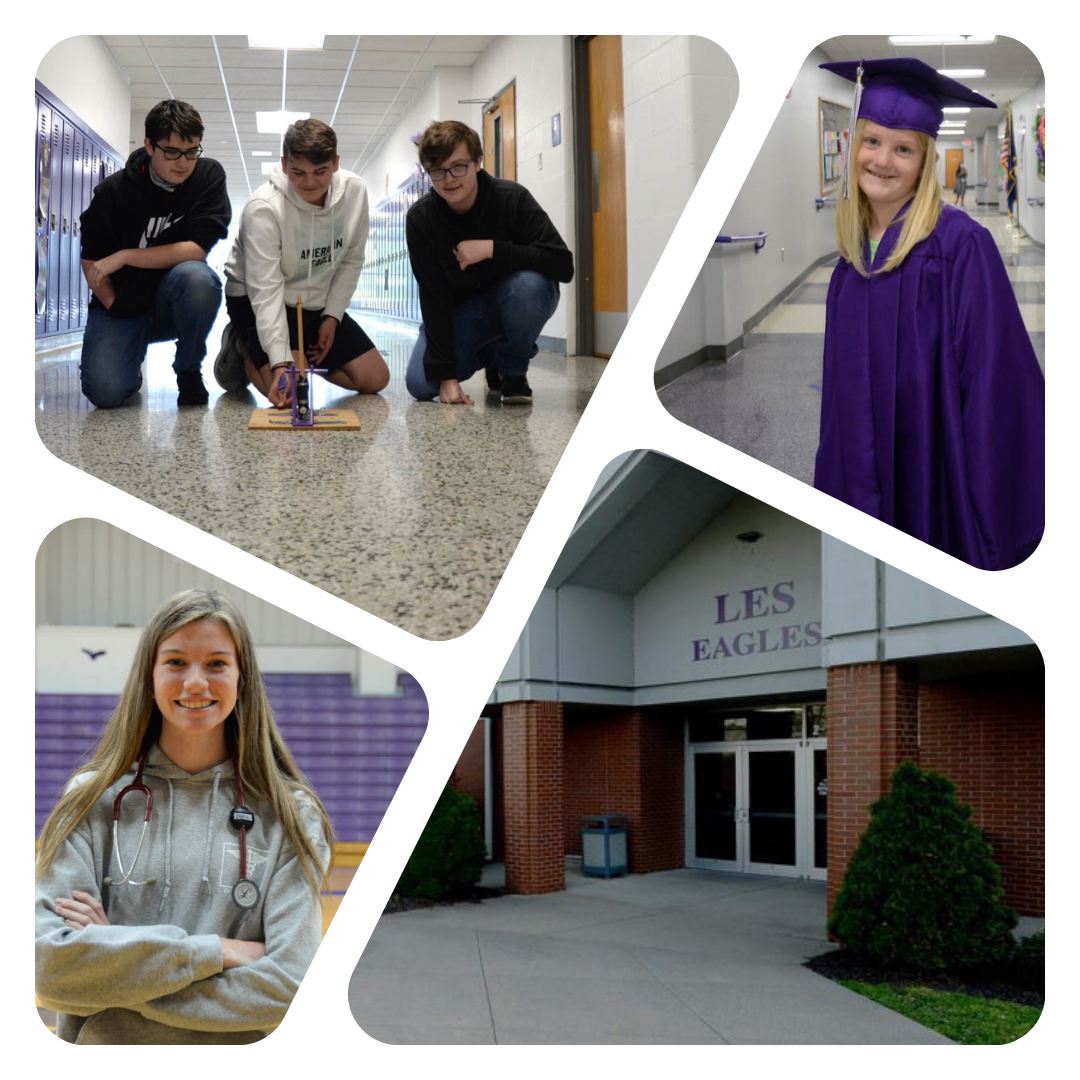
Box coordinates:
[688,742,826,878]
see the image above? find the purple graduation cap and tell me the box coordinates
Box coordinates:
[822,57,997,135]
[822,58,998,197]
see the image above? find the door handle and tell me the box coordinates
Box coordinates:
[592,151,600,212]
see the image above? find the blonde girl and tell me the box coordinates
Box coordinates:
[814,59,1043,571]
[36,589,334,1043]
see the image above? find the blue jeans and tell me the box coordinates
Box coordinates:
[405,270,560,401]
[80,261,223,408]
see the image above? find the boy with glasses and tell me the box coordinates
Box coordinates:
[78,100,230,408]
[405,120,573,404]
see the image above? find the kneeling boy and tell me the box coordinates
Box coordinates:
[405,121,574,404]
[79,100,230,408]
[218,119,388,405]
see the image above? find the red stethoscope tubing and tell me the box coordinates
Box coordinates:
[108,747,250,886]
[109,750,154,885]
[230,749,249,881]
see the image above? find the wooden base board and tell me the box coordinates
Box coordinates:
[248,408,361,431]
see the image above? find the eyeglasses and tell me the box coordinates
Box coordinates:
[427,161,472,182]
[151,142,204,162]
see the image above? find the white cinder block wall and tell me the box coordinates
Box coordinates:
[469,36,575,349]
[1012,80,1046,245]
[623,36,738,315]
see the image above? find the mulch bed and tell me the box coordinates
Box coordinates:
[384,884,506,915]
[805,948,1043,1008]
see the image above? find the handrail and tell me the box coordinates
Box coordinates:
[1027,196,1045,206]
[715,231,768,254]
[815,197,836,212]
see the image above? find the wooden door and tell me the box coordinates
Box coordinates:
[588,35,627,358]
[483,84,516,181]
[945,148,964,189]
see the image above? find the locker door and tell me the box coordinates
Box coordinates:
[380,209,388,316]
[35,96,51,337]
[393,200,401,319]
[69,128,84,331]
[46,110,62,334]
[58,117,75,331]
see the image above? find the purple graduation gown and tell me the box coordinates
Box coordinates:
[814,203,1044,570]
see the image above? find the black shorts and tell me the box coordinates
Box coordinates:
[225,294,376,375]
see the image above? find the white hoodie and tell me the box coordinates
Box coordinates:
[224,165,369,369]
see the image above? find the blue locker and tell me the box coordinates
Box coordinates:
[353,169,431,325]
[35,82,124,341]
[35,97,51,337]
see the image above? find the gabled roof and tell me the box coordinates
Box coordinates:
[549,452,741,594]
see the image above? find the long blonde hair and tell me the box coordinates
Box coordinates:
[36,589,335,897]
[836,118,942,277]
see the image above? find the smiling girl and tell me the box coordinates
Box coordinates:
[35,590,334,1043]
[814,59,1044,571]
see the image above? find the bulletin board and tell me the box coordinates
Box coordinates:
[1035,107,1045,180]
[819,98,849,196]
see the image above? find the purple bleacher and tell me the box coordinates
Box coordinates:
[35,673,428,841]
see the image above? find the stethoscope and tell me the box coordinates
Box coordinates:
[103,747,262,910]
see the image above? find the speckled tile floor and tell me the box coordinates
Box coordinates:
[36,314,607,640]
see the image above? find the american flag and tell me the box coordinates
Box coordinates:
[1003,103,1018,217]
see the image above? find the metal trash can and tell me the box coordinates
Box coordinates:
[580,815,629,878]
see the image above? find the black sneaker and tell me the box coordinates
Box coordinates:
[177,371,210,406]
[500,374,533,404]
[213,322,249,392]
[485,365,502,395]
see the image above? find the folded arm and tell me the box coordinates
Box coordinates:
[82,242,208,292]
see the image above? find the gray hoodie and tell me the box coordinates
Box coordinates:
[35,744,330,1044]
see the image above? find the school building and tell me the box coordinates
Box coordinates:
[455,452,1044,916]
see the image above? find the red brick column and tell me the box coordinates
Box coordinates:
[502,701,565,894]
[826,662,918,911]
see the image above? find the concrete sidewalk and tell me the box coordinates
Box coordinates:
[348,865,951,1044]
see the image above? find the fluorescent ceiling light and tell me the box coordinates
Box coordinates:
[889,35,996,46]
[261,162,279,175]
[256,110,310,135]
[248,35,324,49]
[251,150,274,157]
[938,69,986,79]
[943,107,971,114]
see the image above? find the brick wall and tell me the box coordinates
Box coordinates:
[919,674,1044,916]
[453,720,486,819]
[563,709,684,873]
[827,662,1044,917]
[502,701,564,894]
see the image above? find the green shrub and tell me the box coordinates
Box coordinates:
[1009,931,1045,991]
[828,761,1017,973]
[395,784,486,901]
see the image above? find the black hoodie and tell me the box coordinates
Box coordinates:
[79,148,231,319]
[405,169,574,381]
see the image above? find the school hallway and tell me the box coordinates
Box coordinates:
[657,204,1045,487]
[35,315,606,640]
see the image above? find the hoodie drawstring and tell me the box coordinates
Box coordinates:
[303,189,335,308]
[157,778,175,915]
[201,768,223,897]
